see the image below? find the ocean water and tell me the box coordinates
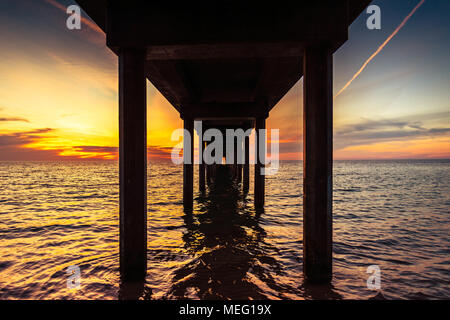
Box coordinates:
[0,160,449,300]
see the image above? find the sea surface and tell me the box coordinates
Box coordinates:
[0,160,449,300]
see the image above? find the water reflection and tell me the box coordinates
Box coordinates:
[1,161,447,299]
[299,281,343,300]
[167,165,284,299]
[119,280,149,300]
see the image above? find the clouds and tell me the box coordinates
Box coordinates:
[0,128,61,160]
[44,0,106,47]
[0,127,178,161]
[335,115,450,150]
[0,128,116,160]
[148,145,174,161]
[334,0,427,98]
[0,0,449,161]
[44,0,104,35]
[0,117,29,122]
[72,146,117,153]
[0,108,30,123]
[0,128,54,147]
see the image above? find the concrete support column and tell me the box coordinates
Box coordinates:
[119,48,147,282]
[183,118,194,209]
[254,118,265,209]
[243,134,250,192]
[303,45,333,283]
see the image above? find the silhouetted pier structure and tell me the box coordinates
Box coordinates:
[77,1,370,284]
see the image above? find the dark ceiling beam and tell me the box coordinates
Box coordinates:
[146,42,305,60]
[180,102,269,120]
[145,60,195,110]
[76,1,373,41]
[253,57,303,110]
[202,121,254,131]
[105,2,350,49]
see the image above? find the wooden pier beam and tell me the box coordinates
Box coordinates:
[119,48,147,282]
[183,118,194,209]
[243,134,250,192]
[254,118,265,209]
[302,45,333,283]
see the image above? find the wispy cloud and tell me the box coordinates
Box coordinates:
[0,128,62,160]
[73,146,118,153]
[44,0,106,46]
[0,128,54,147]
[0,117,29,122]
[335,116,450,150]
[334,0,426,98]
[44,0,104,35]
[148,145,176,161]
[0,129,117,160]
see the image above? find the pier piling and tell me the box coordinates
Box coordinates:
[243,134,250,192]
[77,0,371,285]
[302,45,333,283]
[199,140,206,193]
[254,117,266,209]
[183,118,194,209]
[119,48,147,281]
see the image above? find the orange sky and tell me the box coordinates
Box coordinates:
[0,0,449,161]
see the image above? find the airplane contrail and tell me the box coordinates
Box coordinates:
[45,0,104,35]
[334,0,426,99]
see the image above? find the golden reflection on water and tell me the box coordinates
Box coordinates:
[0,160,449,299]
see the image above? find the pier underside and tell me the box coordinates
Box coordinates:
[76,0,371,285]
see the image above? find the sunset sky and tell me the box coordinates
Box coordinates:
[0,0,449,161]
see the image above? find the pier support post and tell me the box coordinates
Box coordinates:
[206,164,211,186]
[119,48,147,282]
[206,141,211,186]
[254,118,265,209]
[243,134,250,192]
[206,140,213,186]
[234,139,238,179]
[199,141,206,193]
[183,118,194,209]
[303,45,333,283]
[237,139,242,183]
